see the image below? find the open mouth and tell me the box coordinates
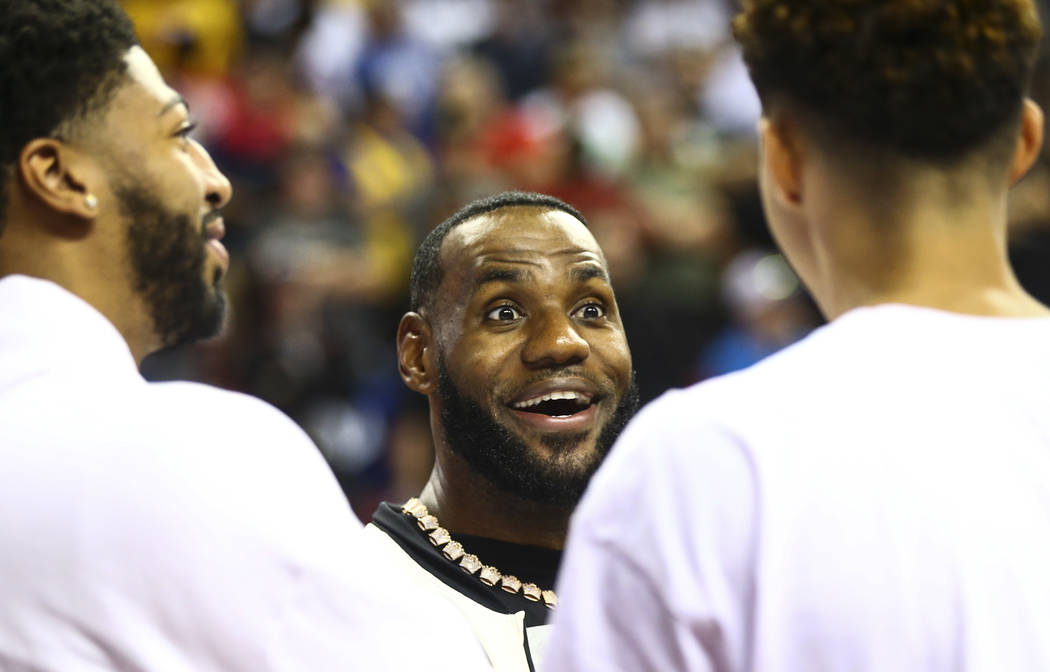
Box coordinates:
[512,390,593,417]
[507,389,601,434]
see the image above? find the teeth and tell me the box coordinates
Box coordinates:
[512,390,588,410]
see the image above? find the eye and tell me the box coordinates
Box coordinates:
[486,305,523,322]
[174,121,199,144]
[573,303,606,320]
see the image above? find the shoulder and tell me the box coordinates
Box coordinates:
[141,381,312,443]
[1,374,320,494]
[573,329,838,554]
[582,320,840,493]
[361,523,528,668]
[360,523,448,590]
[628,312,869,440]
[574,310,900,561]
[565,387,759,641]
[128,381,334,488]
[85,381,357,550]
[579,387,756,544]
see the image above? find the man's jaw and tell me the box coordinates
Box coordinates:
[436,362,620,507]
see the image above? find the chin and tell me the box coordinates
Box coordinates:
[207,260,226,286]
[169,283,227,348]
[524,428,594,456]
[202,289,228,338]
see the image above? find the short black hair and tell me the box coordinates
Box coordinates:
[410,191,588,313]
[734,0,1043,163]
[0,0,139,232]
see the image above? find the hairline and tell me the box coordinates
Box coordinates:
[427,205,588,314]
[765,94,1026,194]
[410,192,588,315]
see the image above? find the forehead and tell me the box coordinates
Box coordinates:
[440,207,606,288]
[108,46,182,120]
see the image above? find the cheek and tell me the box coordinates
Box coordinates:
[449,331,503,366]
[168,151,207,202]
[451,335,523,392]
[460,342,514,379]
[593,331,632,384]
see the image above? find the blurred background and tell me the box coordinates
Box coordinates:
[130,0,1050,519]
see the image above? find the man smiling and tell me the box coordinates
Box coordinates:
[0,1,486,670]
[362,191,638,671]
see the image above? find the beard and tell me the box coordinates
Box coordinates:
[116,183,225,349]
[437,358,640,507]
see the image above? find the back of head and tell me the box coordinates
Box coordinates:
[0,0,138,234]
[734,0,1043,163]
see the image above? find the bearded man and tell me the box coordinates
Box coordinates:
[0,2,486,670]
[361,191,638,671]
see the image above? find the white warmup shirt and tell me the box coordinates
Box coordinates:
[0,275,487,671]
[547,304,1050,672]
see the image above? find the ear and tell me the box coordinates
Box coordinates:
[18,138,98,220]
[397,312,437,395]
[759,115,804,208]
[1008,98,1044,185]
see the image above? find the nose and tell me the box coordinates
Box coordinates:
[191,139,233,209]
[521,310,590,369]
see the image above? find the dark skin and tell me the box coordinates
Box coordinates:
[0,46,232,364]
[397,206,633,549]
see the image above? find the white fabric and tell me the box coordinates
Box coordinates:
[361,524,554,671]
[0,275,487,672]
[548,304,1050,672]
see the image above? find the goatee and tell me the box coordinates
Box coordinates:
[117,184,225,349]
[437,358,640,507]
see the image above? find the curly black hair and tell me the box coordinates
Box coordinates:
[410,191,588,313]
[0,0,138,232]
[734,0,1043,162]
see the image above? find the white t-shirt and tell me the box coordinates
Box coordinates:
[547,304,1050,672]
[0,275,488,671]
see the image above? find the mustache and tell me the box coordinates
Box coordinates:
[505,367,615,399]
[200,209,222,230]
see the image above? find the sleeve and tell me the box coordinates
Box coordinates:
[544,390,759,672]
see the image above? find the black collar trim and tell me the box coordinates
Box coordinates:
[370,502,560,627]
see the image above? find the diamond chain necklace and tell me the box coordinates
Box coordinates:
[401,498,558,608]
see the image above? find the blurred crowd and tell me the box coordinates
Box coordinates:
[130,0,1050,517]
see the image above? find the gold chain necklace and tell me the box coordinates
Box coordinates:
[400,498,558,609]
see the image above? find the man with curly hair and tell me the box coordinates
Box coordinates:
[548,1,1050,670]
[0,1,485,670]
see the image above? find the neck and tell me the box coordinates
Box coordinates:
[418,450,572,550]
[0,233,158,366]
[806,177,1049,320]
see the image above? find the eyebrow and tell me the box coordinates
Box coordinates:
[473,267,531,291]
[158,95,189,117]
[571,265,610,283]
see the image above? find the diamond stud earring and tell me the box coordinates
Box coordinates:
[84,194,98,209]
